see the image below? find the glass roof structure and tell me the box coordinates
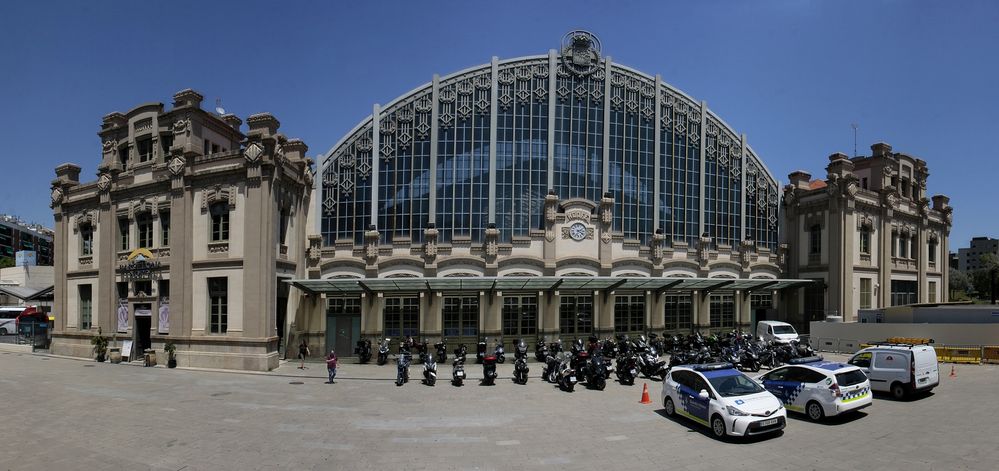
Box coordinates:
[287,277,812,296]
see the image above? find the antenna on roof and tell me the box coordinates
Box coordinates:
[215,98,226,116]
[851,123,858,157]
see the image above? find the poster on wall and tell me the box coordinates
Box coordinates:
[158,298,170,334]
[122,340,133,359]
[116,298,128,333]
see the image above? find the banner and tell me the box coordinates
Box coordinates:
[158,299,170,334]
[116,298,128,333]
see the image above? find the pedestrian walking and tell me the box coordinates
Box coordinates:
[298,339,310,369]
[326,349,338,384]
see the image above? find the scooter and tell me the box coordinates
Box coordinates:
[476,339,487,364]
[434,339,447,364]
[415,338,429,364]
[422,352,438,386]
[494,339,506,364]
[513,339,529,384]
[615,353,639,386]
[452,357,466,386]
[377,338,390,365]
[555,353,577,392]
[583,351,608,390]
[535,338,550,362]
[395,352,412,386]
[481,354,498,385]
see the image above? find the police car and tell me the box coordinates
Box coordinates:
[755,356,872,421]
[661,363,786,438]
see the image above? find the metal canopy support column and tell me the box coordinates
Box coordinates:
[745,280,779,293]
[703,279,735,294]
[655,280,684,300]
[488,56,498,224]
[653,74,663,231]
[429,75,440,221]
[698,101,707,237]
[601,57,613,194]
[740,134,747,240]
[370,104,380,227]
[547,50,557,191]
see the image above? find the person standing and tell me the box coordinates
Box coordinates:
[326,349,338,384]
[298,339,310,369]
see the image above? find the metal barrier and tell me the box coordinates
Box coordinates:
[887,337,932,345]
[982,346,999,365]
[936,346,982,364]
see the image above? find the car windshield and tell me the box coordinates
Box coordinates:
[707,373,766,397]
[772,325,796,335]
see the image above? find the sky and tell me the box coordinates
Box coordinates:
[1,0,996,248]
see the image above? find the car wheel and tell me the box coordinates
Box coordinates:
[806,401,825,421]
[664,396,676,417]
[711,415,726,438]
[890,382,907,400]
[0,328,6,335]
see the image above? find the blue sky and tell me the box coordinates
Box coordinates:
[2,0,996,248]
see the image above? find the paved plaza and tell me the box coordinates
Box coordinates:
[2,351,997,471]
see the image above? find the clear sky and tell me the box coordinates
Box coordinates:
[2,0,996,248]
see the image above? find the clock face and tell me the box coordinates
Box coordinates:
[569,222,587,241]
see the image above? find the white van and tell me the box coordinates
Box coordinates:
[848,344,939,399]
[0,307,26,335]
[756,321,799,344]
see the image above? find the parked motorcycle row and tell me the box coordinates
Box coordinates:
[355,332,817,389]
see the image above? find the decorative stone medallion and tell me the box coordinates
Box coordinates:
[244,143,263,163]
[560,30,602,76]
[168,156,185,175]
[97,173,112,192]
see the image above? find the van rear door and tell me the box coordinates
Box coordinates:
[912,347,939,390]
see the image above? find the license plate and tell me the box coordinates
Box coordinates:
[919,377,927,383]
[630,369,637,375]
[457,372,464,377]
[759,418,778,427]
[569,376,576,382]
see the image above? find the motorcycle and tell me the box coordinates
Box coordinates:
[542,351,560,383]
[434,339,447,364]
[513,339,529,384]
[615,353,639,386]
[494,339,506,364]
[451,356,466,386]
[454,343,468,363]
[415,338,429,364]
[395,352,412,386]
[377,338,390,366]
[481,353,499,385]
[422,351,438,386]
[554,353,577,392]
[583,351,608,390]
[535,338,550,362]
[354,338,372,363]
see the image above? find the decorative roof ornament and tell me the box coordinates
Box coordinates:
[560,30,602,76]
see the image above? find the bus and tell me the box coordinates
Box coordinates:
[0,306,26,335]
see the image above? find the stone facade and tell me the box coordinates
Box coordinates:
[50,89,313,371]
[782,143,952,325]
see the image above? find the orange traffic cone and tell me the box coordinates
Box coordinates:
[640,383,652,404]
[950,365,956,378]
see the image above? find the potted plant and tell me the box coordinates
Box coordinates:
[164,341,177,368]
[90,328,109,362]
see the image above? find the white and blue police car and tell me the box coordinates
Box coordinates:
[755,356,872,421]
[661,363,786,438]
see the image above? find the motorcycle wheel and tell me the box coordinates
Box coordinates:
[750,360,761,373]
[428,377,436,387]
[378,357,386,366]
[594,377,606,391]
[497,356,505,364]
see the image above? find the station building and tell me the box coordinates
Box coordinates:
[290,32,809,358]
[49,89,313,370]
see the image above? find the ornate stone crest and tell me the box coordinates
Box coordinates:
[244,142,263,163]
[97,173,112,192]
[167,156,185,176]
[172,118,190,135]
[102,139,117,153]
[50,187,63,207]
[560,31,602,76]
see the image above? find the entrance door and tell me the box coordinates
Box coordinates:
[326,298,361,357]
[443,296,478,350]
[134,304,152,355]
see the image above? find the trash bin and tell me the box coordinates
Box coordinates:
[144,349,157,367]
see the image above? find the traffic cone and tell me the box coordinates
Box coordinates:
[950,365,956,378]
[640,383,652,404]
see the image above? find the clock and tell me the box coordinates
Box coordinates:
[569,222,587,241]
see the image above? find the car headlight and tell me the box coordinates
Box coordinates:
[726,405,749,416]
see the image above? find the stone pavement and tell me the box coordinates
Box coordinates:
[2,351,997,471]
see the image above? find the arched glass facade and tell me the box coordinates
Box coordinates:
[321,42,780,250]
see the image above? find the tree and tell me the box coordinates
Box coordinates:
[0,256,14,269]
[949,268,970,298]
[970,254,999,302]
